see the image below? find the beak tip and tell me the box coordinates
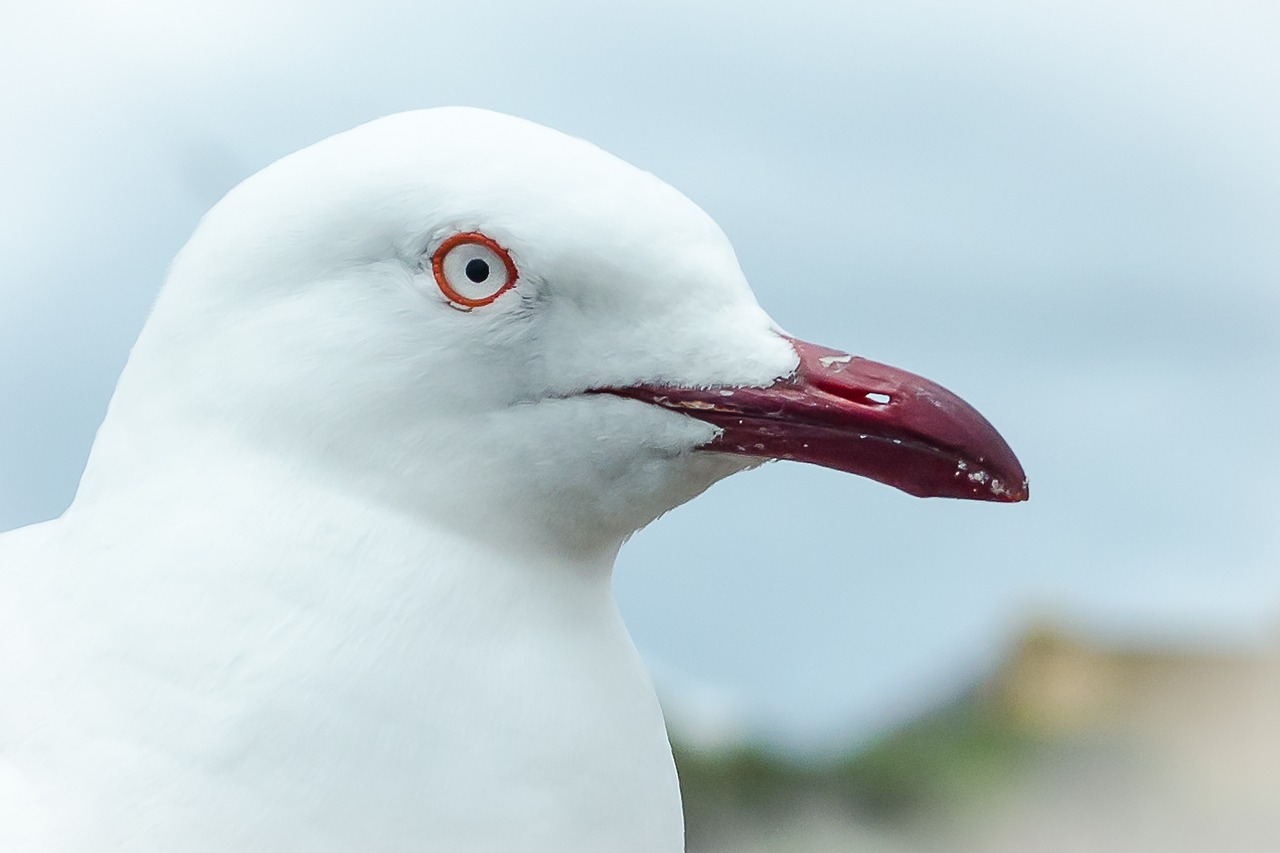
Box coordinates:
[972,456,1029,503]
[1001,477,1030,503]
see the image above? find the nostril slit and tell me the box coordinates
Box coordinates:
[811,376,895,407]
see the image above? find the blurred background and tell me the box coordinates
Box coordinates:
[2,1,1277,849]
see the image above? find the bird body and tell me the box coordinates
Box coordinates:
[1,107,1025,850]
[2,458,679,851]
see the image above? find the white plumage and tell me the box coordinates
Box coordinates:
[0,108,794,852]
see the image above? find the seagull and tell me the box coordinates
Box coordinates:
[0,108,1026,852]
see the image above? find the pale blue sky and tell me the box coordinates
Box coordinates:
[2,0,1277,745]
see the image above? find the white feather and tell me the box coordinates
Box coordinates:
[0,107,798,852]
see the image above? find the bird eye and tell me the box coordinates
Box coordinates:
[431,232,518,308]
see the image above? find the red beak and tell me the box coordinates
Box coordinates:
[603,337,1028,502]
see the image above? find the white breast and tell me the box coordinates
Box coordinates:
[0,448,683,852]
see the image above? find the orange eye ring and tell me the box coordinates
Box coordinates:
[430,232,519,308]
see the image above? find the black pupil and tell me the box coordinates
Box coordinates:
[465,258,490,283]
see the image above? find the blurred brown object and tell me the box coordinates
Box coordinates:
[679,616,1280,853]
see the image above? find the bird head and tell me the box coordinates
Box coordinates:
[88,108,1025,555]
